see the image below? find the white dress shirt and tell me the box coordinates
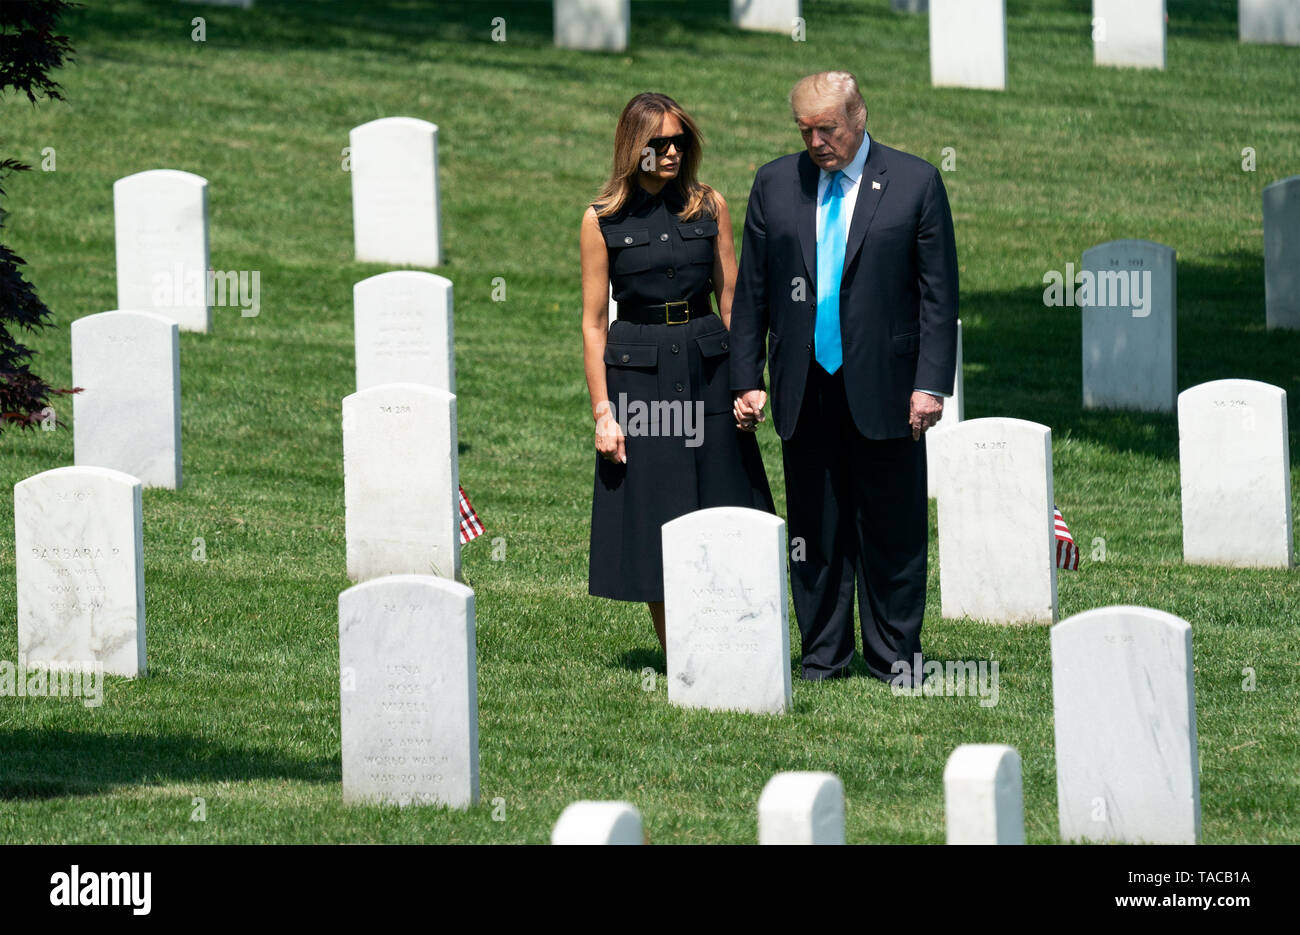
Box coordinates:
[815,131,947,400]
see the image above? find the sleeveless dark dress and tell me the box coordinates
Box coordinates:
[589,182,776,603]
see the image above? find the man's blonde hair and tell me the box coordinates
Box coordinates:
[789,71,867,131]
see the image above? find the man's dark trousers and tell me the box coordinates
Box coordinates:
[783,360,927,682]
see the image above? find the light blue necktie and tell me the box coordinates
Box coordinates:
[815,170,846,374]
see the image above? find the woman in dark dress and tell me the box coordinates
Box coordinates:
[580,92,775,651]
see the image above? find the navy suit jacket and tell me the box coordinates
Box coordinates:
[729,140,960,440]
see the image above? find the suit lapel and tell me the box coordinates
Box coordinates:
[843,143,889,271]
[796,152,819,291]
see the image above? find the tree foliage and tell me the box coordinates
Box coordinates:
[0,1,78,431]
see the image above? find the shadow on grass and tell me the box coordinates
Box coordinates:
[0,728,336,800]
[68,1,692,54]
[619,647,664,673]
[619,646,887,684]
[67,0,919,62]
[1058,0,1238,41]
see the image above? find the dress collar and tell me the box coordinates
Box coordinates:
[630,179,686,213]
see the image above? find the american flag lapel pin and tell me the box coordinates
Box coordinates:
[872,179,882,190]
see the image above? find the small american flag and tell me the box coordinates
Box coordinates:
[459,485,485,544]
[1054,505,1079,571]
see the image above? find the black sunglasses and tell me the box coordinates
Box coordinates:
[645,132,693,156]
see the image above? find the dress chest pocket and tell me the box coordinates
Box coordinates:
[605,228,653,275]
[676,218,718,267]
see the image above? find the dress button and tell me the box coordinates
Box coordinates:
[624,236,634,245]
[671,344,680,353]
[806,343,812,350]
[659,232,669,242]
[620,353,630,363]
[720,340,728,350]
[694,227,704,235]
[666,267,676,279]
[674,382,684,392]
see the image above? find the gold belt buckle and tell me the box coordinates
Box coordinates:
[665,300,689,325]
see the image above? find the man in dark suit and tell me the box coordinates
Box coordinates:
[730,71,959,683]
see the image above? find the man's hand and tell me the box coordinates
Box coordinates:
[909,391,944,440]
[733,389,767,432]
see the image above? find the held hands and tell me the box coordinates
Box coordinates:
[909,391,944,440]
[733,389,767,432]
[594,401,626,464]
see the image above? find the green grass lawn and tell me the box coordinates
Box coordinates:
[0,0,1297,843]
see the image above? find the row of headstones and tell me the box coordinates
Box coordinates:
[553,772,852,844]
[334,105,478,796]
[928,388,1293,627]
[340,121,460,576]
[66,268,455,494]
[336,570,1199,845]
[96,186,1300,500]
[25,267,461,678]
[553,2,1298,80]
[912,0,1299,90]
[30,370,1286,687]
[8,474,1196,844]
[659,489,1275,720]
[9,465,1199,842]
[659,398,1287,715]
[118,134,1300,363]
[182,0,1300,58]
[100,133,448,486]
[16,159,236,676]
[108,117,440,346]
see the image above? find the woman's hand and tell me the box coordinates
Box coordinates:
[594,402,627,464]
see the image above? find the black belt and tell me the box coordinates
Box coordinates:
[616,293,713,325]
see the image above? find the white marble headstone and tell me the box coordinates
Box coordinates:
[71,310,182,489]
[1178,379,1292,568]
[354,272,455,393]
[925,318,963,497]
[1081,239,1177,412]
[350,117,441,268]
[943,744,1024,844]
[757,772,845,844]
[339,574,478,808]
[15,466,146,678]
[552,801,643,844]
[1052,605,1200,844]
[1093,0,1166,69]
[113,169,210,333]
[731,0,800,33]
[936,418,1057,624]
[342,383,460,582]
[554,0,630,51]
[929,0,1007,91]
[662,507,792,714]
[1240,0,1300,45]
[1263,175,1300,330]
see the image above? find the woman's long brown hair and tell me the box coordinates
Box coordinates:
[593,92,717,222]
